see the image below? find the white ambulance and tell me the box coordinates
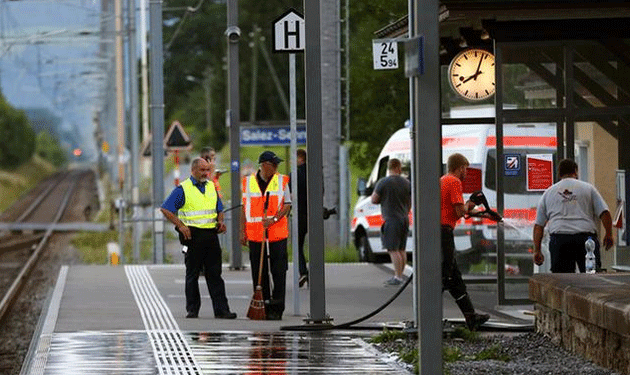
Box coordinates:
[351,115,557,274]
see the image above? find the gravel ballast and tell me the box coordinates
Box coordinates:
[373,331,621,374]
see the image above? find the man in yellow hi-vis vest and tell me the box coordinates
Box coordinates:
[161,157,236,319]
[241,151,292,320]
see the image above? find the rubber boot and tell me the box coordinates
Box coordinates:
[455,293,489,330]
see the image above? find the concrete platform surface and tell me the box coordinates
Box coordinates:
[21,263,534,374]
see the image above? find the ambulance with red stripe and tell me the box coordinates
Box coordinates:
[352,119,557,274]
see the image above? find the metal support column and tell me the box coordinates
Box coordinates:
[564,44,575,159]
[128,0,141,263]
[411,0,441,372]
[304,0,329,324]
[226,0,242,269]
[149,0,165,264]
[495,42,506,304]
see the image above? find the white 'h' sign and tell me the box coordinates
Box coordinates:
[273,9,305,53]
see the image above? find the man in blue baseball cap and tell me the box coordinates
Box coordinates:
[242,150,291,320]
[258,150,283,165]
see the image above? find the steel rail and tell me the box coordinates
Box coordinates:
[0,234,45,254]
[14,173,66,223]
[0,172,80,324]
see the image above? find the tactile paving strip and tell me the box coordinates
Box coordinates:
[126,265,202,374]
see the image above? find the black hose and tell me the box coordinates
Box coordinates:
[221,203,243,213]
[280,273,413,331]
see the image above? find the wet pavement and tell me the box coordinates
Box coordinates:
[23,263,533,374]
[40,331,408,374]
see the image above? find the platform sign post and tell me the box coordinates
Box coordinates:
[410,0,442,372]
[273,8,304,316]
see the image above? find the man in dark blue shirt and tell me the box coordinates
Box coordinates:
[161,157,235,319]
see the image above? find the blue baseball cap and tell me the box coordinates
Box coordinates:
[258,151,283,164]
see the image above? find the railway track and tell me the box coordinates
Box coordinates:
[0,170,86,325]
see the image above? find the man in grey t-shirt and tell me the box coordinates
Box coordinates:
[372,158,411,285]
[533,159,613,273]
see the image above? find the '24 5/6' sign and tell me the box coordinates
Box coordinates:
[372,39,398,70]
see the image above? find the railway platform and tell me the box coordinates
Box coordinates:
[20,262,534,374]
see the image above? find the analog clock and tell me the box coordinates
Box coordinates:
[448,48,495,101]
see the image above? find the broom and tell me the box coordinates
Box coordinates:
[247,192,270,320]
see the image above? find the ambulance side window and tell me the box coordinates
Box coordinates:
[377,156,389,181]
[401,161,411,181]
[485,149,556,194]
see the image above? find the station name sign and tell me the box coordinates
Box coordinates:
[240,125,306,146]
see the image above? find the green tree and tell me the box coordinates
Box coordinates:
[0,95,36,169]
[161,0,304,153]
[162,0,228,151]
[35,131,67,167]
[348,2,408,171]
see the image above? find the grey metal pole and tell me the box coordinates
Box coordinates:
[249,25,260,123]
[408,0,418,332]
[304,0,329,324]
[412,0,442,372]
[339,145,349,247]
[149,0,165,264]
[140,0,150,145]
[118,198,125,264]
[203,66,212,132]
[226,0,242,269]
[115,0,126,264]
[128,0,141,263]
[115,0,125,192]
[289,53,300,316]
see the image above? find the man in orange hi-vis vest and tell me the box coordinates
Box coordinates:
[241,151,292,320]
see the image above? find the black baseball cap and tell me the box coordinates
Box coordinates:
[259,151,283,164]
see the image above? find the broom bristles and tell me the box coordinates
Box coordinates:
[247,287,266,320]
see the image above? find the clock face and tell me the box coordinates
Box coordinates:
[448,49,495,101]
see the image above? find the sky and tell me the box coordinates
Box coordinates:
[0,0,105,158]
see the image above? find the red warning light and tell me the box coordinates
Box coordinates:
[73,148,83,157]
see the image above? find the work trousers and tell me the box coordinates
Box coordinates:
[441,225,468,301]
[549,232,601,273]
[184,227,230,316]
[249,238,288,316]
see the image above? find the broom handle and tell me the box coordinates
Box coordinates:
[256,192,270,287]
[256,228,266,286]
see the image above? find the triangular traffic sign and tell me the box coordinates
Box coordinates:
[164,121,192,150]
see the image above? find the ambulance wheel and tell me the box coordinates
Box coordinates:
[357,234,374,263]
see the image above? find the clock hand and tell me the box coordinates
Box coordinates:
[473,53,484,80]
[461,70,483,84]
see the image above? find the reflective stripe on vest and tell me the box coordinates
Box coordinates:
[178,178,218,229]
[242,173,289,242]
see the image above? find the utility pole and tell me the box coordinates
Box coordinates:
[140,0,150,145]
[321,0,341,247]
[249,25,260,123]
[226,0,242,269]
[203,66,213,132]
[115,0,125,196]
[128,0,141,263]
[150,0,165,264]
